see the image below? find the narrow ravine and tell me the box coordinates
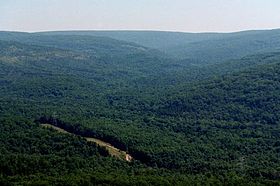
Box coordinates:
[41,124,133,162]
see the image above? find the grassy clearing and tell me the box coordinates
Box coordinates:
[41,124,133,161]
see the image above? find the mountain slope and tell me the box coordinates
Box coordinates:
[169,29,280,64]
[1,33,280,185]
[38,30,228,49]
[38,29,280,64]
[39,29,278,49]
[159,62,280,123]
[0,32,153,58]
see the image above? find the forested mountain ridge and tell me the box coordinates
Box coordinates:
[168,30,280,64]
[37,29,280,49]
[38,29,280,64]
[2,29,280,65]
[1,30,280,185]
[0,32,153,58]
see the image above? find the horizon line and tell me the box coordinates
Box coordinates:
[0,27,280,34]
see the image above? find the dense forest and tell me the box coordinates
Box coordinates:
[0,30,280,185]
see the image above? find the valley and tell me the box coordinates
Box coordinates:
[1,29,280,185]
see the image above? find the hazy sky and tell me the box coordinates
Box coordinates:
[1,0,280,33]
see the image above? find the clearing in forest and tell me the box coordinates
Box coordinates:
[41,124,133,162]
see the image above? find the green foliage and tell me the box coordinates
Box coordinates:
[1,32,280,185]
[29,29,280,64]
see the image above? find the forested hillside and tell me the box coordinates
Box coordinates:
[2,29,280,65]
[1,30,280,185]
[39,29,280,64]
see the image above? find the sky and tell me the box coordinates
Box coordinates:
[1,0,280,33]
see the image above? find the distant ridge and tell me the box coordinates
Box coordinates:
[2,28,280,64]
